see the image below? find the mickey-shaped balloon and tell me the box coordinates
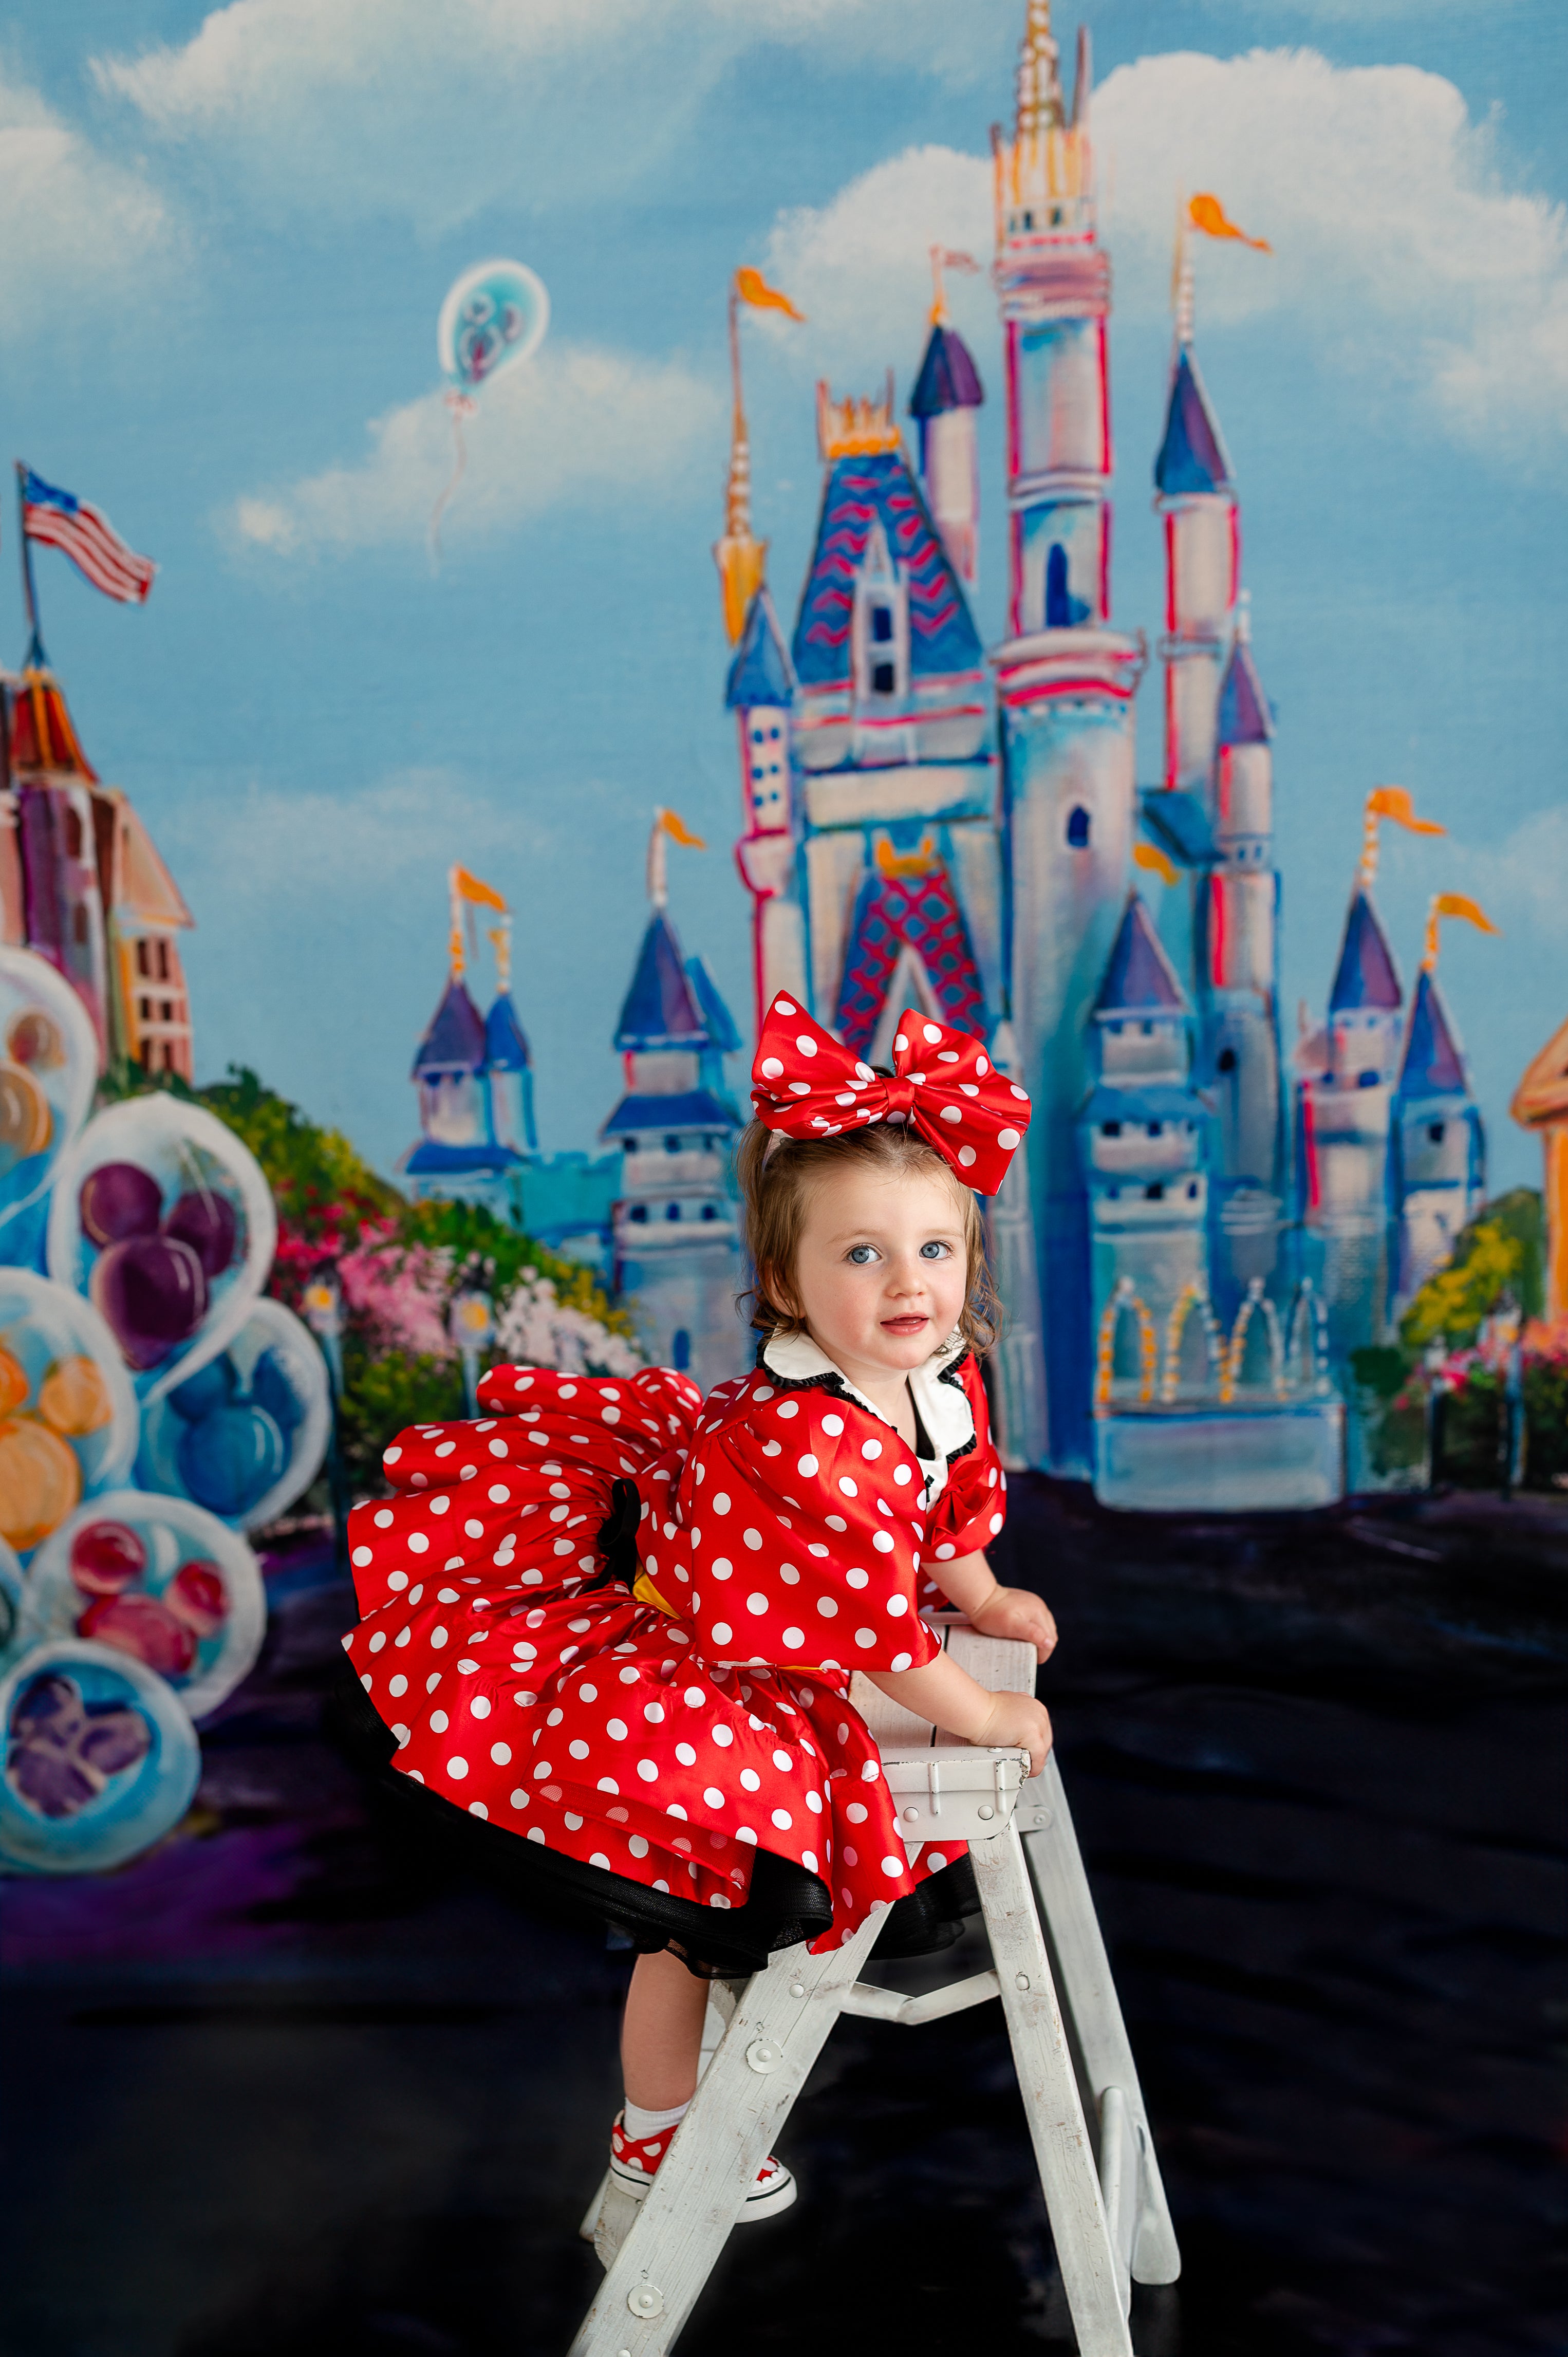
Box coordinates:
[21,1491,266,1721]
[134,1298,330,1529]
[0,1636,200,1873]
[47,1097,275,1408]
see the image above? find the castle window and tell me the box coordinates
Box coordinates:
[135,940,151,978]
[701,1203,718,1221]
[664,1134,682,1153]
[1046,543,1072,627]
[65,809,83,859]
[1428,1122,1445,1144]
[870,605,894,645]
[870,660,897,696]
[157,940,172,981]
[1106,1185,1119,1200]
[1100,1120,1121,1138]
[672,1329,692,1371]
[1145,1182,1165,1201]
[629,1204,647,1223]
[1187,1182,1199,1198]
[1066,805,1091,850]
[1357,1071,1379,1089]
[666,1202,681,1221]
[1147,1122,1163,1138]
[1217,1047,1237,1074]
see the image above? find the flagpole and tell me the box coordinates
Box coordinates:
[15,463,44,669]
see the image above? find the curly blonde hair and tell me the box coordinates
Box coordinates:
[735,1117,1000,1353]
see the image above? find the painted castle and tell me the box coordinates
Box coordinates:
[713,0,1487,1509]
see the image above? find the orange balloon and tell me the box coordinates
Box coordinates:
[0,1417,83,1552]
[0,1344,28,1418]
[38,1354,113,1438]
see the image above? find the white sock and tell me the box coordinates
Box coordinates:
[623,2095,690,2140]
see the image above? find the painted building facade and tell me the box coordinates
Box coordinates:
[0,665,194,1079]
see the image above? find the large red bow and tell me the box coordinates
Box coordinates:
[749,994,1031,1196]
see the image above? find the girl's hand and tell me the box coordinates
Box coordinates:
[975,1691,1053,1779]
[970,1583,1058,1663]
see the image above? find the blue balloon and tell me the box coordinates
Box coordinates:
[168,1356,236,1422]
[251,1347,304,1433]
[176,1404,285,1517]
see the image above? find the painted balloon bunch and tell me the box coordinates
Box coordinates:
[0,945,329,1877]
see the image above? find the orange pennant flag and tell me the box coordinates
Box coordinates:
[1366,785,1445,838]
[659,807,707,849]
[452,864,508,913]
[1133,839,1179,888]
[1433,893,1499,936]
[1188,193,1272,253]
[734,267,806,323]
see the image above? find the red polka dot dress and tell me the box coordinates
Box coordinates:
[342,1333,1009,1959]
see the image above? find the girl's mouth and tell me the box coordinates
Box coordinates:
[881,1315,928,1335]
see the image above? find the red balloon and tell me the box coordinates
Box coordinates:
[76,1591,197,1678]
[69,1520,148,1597]
[166,1560,228,1638]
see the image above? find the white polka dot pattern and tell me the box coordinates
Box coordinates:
[342,1354,1008,1951]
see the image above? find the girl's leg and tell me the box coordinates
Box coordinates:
[620,1946,710,2112]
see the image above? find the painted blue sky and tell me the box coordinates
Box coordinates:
[4,0,1565,1189]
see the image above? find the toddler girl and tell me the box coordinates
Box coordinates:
[342,993,1055,2218]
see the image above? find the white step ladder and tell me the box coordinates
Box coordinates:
[570,1621,1179,2356]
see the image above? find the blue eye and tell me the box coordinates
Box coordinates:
[920,1241,952,1260]
[847,1245,879,1265]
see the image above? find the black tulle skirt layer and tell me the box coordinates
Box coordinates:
[331,1666,978,1979]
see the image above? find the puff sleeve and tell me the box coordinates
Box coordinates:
[926,1356,1008,1565]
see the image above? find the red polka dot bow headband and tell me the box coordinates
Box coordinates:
[749,994,1032,1196]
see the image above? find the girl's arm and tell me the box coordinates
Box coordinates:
[926,1547,1058,1663]
[863,1651,1052,1777]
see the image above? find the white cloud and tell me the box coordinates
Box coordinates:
[92,0,974,231]
[763,48,1568,464]
[223,339,721,561]
[0,71,171,340]
[1457,801,1568,946]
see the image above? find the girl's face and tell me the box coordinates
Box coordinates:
[789,1160,969,1382]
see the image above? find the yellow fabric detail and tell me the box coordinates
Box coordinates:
[633,1570,679,1617]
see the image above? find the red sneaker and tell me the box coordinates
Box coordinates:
[608,2111,796,2220]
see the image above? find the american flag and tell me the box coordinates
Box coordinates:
[21,469,156,604]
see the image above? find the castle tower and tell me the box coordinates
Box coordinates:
[909,275,984,586]
[1391,963,1484,1316]
[787,376,1001,1068]
[1079,895,1209,1402]
[990,0,1146,1473]
[1203,603,1285,1303]
[1296,885,1404,1363]
[727,588,805,1027]
[603,820,746,1385]
[1153,296,1237,797]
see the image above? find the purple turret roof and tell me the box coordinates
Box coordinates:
[909,322,983,417]
[412,976,486,1078]
[1094,895,1189,1017]
[1217,635,1273,746]
[614,911,708,1052]
[1399,968,1467,1097]
[1329,890,1402,1014]
[793,447,982,688]
[1154,346,1234,497]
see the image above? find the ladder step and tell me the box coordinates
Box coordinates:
[838,1968,1001,2026]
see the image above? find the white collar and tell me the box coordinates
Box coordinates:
[759,1328,974,1462]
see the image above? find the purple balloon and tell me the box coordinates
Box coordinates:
[90,1234,208,1370]
[163,1189,238,1279]
[80,1162,163,1247]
